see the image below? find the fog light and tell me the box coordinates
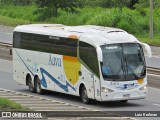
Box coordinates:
[139,84,147,90]
[101,87,114,93]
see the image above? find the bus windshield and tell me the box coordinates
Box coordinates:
[101,43,146,81]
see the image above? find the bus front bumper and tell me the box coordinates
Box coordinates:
[101,91,147,101]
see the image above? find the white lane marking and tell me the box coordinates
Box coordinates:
[147,73,160,77]
[151,56,160,58]
[0,88,96,111]
[149,87,160,91]
[0,47,11,50]
[152,103,160,107]
[0,31,12,35]
[0,58,12,62]
[145,55,160,58]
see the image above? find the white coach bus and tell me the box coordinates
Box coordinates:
[13,24,151,104]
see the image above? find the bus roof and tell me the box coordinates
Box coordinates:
[14,24,139,46]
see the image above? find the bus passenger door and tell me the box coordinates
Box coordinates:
[87,73,94,99]
[93,75,101,101]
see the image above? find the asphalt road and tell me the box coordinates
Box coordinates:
[0,25,13,44]
[146,56,160,68]
[0,59,160,120]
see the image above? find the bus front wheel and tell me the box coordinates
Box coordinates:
[80,86,90,104]
[120,100,128,103]
[35,77,44,94]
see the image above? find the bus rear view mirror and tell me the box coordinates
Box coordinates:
[96,46,103,62]
[140,42,152,58]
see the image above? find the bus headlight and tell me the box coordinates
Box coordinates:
[139,84,147,90]
[101,87,114,93]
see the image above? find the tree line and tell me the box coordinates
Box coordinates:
[0,0,160,20]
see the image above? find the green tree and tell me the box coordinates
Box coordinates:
[128,0,139,9]
[12,0,33,5]
[34,0,83,20]
[0,0,12,5]
[0,0,32,6]
[135,0,160,8]
[83,0,138,9]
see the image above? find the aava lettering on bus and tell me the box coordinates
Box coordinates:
[49,54,61,67]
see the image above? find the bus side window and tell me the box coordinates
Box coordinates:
[79,41,99,78]
[18,32,78,57]
[13,32,21,48]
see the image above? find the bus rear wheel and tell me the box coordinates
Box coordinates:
[120,100,128,103]
[80,86,90,104]
[28,77,36,93]
[35,77,44,94]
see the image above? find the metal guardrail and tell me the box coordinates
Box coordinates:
[0,42,12,48]
[0,42,12,55]
[147,67,160,75]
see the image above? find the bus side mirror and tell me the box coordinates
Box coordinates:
[140,42,152,58]
[97,46,103,62]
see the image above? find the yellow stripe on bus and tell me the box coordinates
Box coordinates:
[68,34,78,39]
[63,56,81,85]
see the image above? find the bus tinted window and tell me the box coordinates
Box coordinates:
[52,37,77,57]
[79,41,99,77]
[13,32,77,57]
[13,32,21,48]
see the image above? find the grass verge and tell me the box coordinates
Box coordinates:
[0,15,31,27]
[0,97,29,111]
[137,34,160,47]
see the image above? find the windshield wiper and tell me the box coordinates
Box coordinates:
[121,45,126,77]
[124,58,128,74]
[132,71,139,79]
[127,65,140,79]
[124,57,140,79]
[121,58,125,75]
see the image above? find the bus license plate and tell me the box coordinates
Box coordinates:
[123,94,130,98]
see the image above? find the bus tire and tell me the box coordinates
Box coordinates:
[35,77,44,94]
[80,86,90,104]
[120,100,128,103]
[28,76,36,93]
